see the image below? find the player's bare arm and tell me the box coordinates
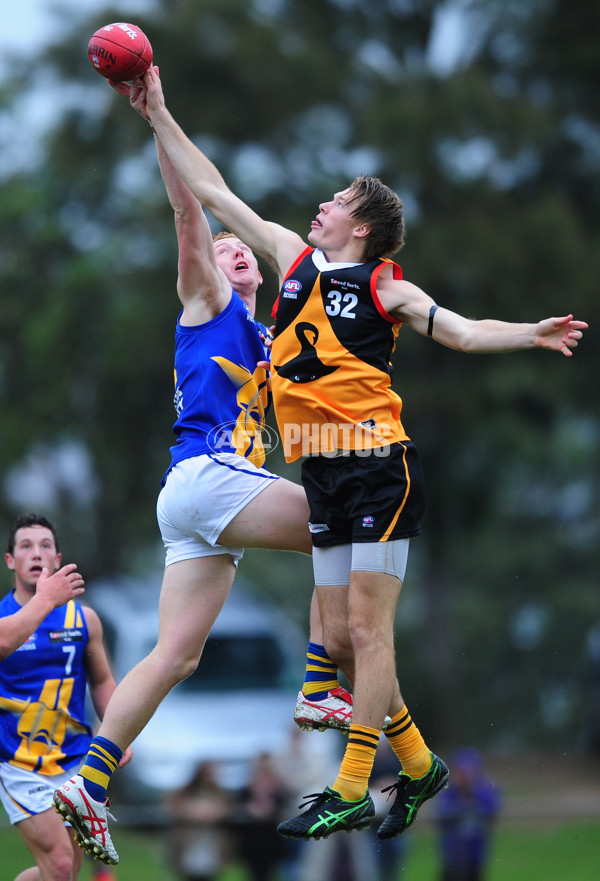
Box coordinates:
[156,139,231,323]
[141,66,305,278]
[377,271,587,356]
[423,308,587,356]
[0,564,85,660]
[110,77,230,322]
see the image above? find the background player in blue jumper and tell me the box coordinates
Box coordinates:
[0,513,131,881]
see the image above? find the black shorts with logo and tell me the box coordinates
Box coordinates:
[300,441,426,547]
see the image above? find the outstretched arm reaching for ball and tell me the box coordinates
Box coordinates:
[135,66,306,283]
[109,76,233,323]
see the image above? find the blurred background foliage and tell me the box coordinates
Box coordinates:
[0,0,598,754]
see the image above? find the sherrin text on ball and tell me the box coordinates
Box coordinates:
[87,22,152,82]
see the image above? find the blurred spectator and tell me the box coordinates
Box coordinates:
[165,760,233,881]
[233,752,288,881]
[91,866,118,881]
[276,726,379,881]
[369,738,411,879]
[435,747,501,881]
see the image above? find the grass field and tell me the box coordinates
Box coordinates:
[1,817,599,881]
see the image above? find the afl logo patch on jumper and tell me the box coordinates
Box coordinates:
[362,515,375,528]
[283,279,302,298]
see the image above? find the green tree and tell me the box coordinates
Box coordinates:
[0,0,596,749]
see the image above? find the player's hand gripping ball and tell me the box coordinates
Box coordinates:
[88,23,152,82]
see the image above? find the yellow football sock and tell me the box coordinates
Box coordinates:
[333,724,380,801]
[384,706,432,778]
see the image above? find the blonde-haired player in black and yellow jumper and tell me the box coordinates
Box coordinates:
[59,65,587,849]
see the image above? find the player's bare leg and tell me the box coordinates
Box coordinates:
[316,581,355,686]
[16,809,84,881]
[54,554,237,863]
[218,476,312,553]
[294,587,355,732]
[346,570,404,727]
[93,553,237,750]
[221,479,356,731]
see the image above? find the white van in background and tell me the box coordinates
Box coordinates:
[86,574,315,821]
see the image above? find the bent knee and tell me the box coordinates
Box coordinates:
[150,644,203,686]
[174,654,201,681]
[348,619,394,655]
[324,631,353,666]
[38,847,76,881]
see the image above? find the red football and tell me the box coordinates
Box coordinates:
[87,22,153,82]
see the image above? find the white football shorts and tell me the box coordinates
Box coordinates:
[0,763,76,825]
[157,452,279,566]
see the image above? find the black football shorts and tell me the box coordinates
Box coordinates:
[301,441,426,547]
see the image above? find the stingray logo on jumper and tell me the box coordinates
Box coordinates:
[273,322,339,383]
